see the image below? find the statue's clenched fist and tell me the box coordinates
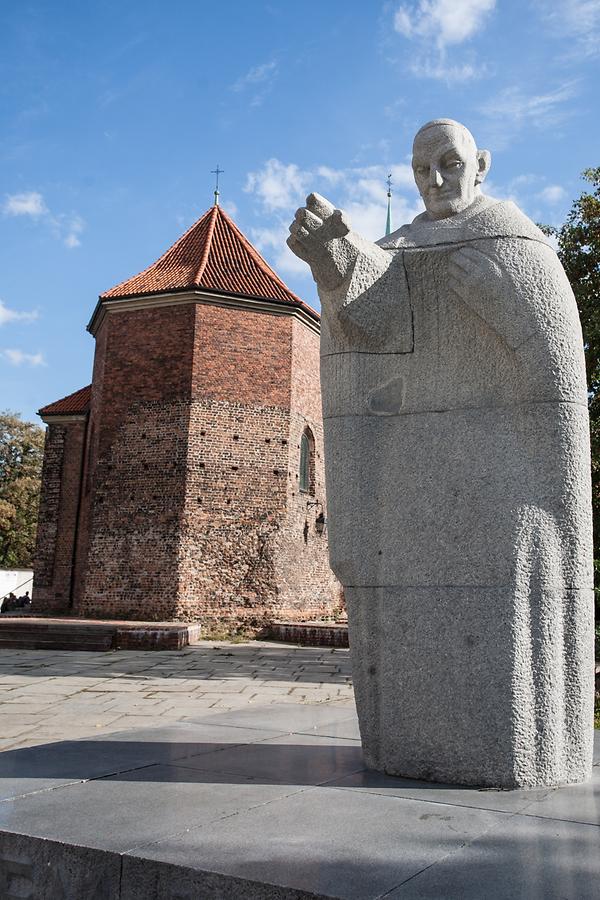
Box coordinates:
[287,193,353,292]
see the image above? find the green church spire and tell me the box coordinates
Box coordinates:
[385,173,393,236]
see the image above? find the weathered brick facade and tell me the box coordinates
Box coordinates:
[33,418,87,612]
[34,204,340,627]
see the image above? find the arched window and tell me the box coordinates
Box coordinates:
[299,427,315,494]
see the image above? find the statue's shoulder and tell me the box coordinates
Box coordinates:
[376,197,552,249]
[467,198,549,244]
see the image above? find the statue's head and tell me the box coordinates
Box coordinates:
[412,119,491,221]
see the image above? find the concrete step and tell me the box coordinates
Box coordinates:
[0,617,202,651]
[268,621,349,648]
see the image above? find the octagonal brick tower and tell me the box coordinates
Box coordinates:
[34,204,340,625]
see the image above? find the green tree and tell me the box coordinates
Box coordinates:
[0,411,45,568]
[543,169,600,551]
[542,170,600,677]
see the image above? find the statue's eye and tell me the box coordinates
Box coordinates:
[446,160,462,169]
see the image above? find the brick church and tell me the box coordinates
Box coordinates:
[33,201,340,628]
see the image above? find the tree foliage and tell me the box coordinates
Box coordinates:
[543,169,600,559]
[0,411,45,568]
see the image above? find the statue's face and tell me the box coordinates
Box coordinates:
[412,125,485,220]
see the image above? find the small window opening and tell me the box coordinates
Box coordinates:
[299,427,315,494]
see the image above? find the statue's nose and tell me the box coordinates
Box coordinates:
[429,168,443,188]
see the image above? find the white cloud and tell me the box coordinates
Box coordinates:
[538,185,566,204]
[245,157,424,280]
[409,59,477,82]
[221,199,238,217]
[232,61,277,92]
[3,191,84,248]
[391,0,493,82]
[231,60,278,107]
[250,224,310,276]
[483,82,578,129]
[1,348,45,367]
[538,0,600,58]
[0,299,38,326]
[3,191,48,217]
[316,166,345,185]
[245,159,311,212]
[394,0,495,49]
[58,213,85,249]
[483,175,568,223]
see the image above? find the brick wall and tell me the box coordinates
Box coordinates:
[33,419,87,612]
[178,398,290,625]
[43,297,340,626]
[78,399,189,620]
[191,302,292,406]
[76,305,195,619]
[273,317,341,620]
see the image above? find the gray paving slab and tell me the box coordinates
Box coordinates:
[186,701,359,734]
[0,646,597,899]
[0,763,304,854]
[512,766,600,825]
[386,814,600,899]
[125,785,508,900]
[0,720,286,801]
[175,732,365,786]
[326,769,555,815]
[300,717,362,741]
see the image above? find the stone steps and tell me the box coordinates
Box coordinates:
[0,617,202,651]
[268,620,349,648]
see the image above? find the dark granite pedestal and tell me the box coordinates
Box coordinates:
[0,703,598,899]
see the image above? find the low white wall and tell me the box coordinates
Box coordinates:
[0,569,34,601]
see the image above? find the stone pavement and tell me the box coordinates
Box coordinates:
[0,641,354,751]
[0,703,598,898]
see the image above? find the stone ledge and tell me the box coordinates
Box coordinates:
[268,621,349,648]
[0,616,201,651]
[0,708,597,899]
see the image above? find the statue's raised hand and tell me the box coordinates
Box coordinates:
[287,193,354,292]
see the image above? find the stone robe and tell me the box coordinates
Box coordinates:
[319,195,594,787]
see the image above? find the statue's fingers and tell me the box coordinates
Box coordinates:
[294,207,323,233]
[321,208,351,240]
[289,221,321,257]
[306,192,335,220]
[286,233,311,263]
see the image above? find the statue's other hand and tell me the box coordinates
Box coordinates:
[287,193,352,291]
[448,247,504,304]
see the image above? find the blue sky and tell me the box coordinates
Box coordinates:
[1,0,598,422]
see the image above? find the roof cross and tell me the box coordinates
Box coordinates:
[211,165,224,206]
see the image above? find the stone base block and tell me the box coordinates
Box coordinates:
[0,707,598,899]
[346,585,595,788]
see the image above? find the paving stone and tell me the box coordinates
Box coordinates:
[0,644,352,749]
[385,814,600,899]
[126,785,508,900]
[0,764,304,854]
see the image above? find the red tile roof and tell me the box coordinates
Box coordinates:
[39,384,91,417]
[101,205,319,320]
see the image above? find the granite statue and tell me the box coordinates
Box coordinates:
[287,119,594,788]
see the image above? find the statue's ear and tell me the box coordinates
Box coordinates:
[475,149,491,185]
